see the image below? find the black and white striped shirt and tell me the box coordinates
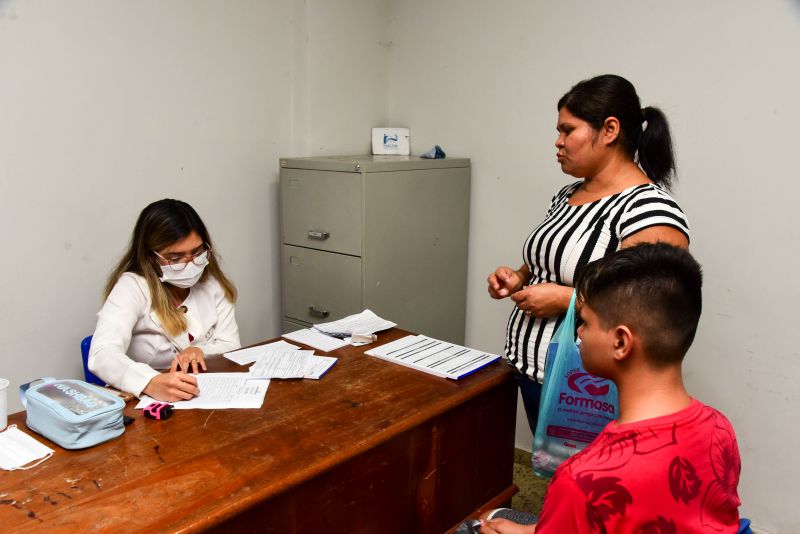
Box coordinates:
[505,181,690,382]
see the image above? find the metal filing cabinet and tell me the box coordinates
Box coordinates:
[279,155,470,344]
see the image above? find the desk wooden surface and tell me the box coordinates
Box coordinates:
[1,328,517,533]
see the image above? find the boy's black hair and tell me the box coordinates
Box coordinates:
[575,243,702,366]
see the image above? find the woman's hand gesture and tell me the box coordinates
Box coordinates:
[488,266,527,299]
[510,282,572,318]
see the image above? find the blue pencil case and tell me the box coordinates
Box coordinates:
[24,379,125,449]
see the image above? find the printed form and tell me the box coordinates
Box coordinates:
[365,335,500,379]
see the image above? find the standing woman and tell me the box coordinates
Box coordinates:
[487,75,690,436]
[89,199,240,401]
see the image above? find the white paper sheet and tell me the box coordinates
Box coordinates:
[282,328,349,352]
[135,373,269,409]
[249,350,314,379]
[224,340,300,365]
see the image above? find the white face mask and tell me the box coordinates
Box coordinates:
[159,251,209,288]
[0,425,54,471]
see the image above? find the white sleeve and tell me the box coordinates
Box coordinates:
[194,278,240,356]
[88,274,160,397]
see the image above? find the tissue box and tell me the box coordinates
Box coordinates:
[372,128,410,155]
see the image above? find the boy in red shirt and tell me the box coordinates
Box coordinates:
[481,244,741,534]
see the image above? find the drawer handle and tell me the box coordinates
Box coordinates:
[308,230,330,240]
[308,306,330,319]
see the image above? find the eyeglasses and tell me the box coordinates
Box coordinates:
[153,244,211,272]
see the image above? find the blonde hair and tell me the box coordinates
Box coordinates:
[105,199,236,337]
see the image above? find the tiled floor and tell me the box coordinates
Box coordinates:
[511,448,549,516]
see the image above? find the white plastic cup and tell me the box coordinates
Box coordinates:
[0,378,8,431]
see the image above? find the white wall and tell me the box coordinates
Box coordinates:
[0,0,290,410]
[302,0,391,155]
[386,0,799,531]
[0,0,389,412]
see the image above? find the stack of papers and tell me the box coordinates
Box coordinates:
[225,343,337,380]
[282,328,349,352]
[364,335,500,380]
[248,350,337,380]
[301,355,338,379]
[312,309,396,338]
[282,309,396,350]
[224,340,300,365]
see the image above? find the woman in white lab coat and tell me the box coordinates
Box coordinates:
[89,199,240,401]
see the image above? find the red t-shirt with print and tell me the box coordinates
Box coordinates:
[535,399,741,534]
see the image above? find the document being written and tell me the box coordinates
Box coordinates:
[135,373,269,409]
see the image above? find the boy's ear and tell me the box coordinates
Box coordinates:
[612,325,633,362]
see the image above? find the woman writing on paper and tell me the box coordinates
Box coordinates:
[487,75,690,436]
[89,199,240,401]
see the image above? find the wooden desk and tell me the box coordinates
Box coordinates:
[1,329,517,533]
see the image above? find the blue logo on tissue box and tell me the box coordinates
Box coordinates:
[383,133,399,148]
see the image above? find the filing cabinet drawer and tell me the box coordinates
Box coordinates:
[282,318,310,334]
[282,245,362,324]
[281,169,362,255]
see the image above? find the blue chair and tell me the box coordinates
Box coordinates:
[738,518,752,534]
[81,335,105,386]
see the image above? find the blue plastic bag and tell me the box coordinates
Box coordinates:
[532,292,619,477]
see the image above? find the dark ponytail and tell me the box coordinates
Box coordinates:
[558,75,677,190]
[638,106,676,190]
